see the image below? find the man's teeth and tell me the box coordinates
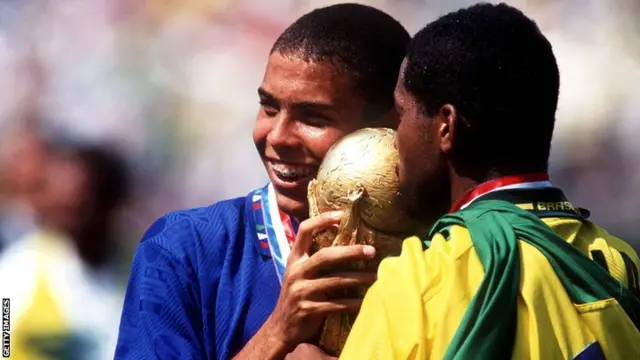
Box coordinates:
[271,162,314,179]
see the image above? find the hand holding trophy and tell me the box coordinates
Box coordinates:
[307,127,418,356]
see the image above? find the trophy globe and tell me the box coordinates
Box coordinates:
[307,127,418,356]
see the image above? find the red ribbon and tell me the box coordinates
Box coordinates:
[279,210,297,248]
[449,172,550,213]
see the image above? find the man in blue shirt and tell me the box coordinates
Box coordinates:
[115,4,410,359]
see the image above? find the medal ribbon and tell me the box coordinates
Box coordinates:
[450,172,551,213]
[252,183,298,284]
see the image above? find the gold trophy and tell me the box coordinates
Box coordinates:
[307,127,418,356]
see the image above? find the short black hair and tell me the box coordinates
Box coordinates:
[404,3,560,172]
[272,3,410,119]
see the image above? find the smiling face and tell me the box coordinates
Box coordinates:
[253,51,396,220]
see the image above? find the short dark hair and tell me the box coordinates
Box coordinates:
[404,3,560,172]
[271,3,410,119]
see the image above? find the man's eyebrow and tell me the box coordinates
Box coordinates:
[258,87,274,101]
[291,100,335,110]
[258,87,335,110]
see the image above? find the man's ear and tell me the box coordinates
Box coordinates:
[438,104,457,154]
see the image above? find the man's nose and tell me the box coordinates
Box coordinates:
[266,115,300,149]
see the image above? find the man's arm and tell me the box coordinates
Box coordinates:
[234,211,377,360]
[284,343,338,360]
[232,316,289,360]
[114,218,206,359]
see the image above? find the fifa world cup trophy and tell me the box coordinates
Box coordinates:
[307,127,418,356]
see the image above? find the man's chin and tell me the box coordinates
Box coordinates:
[400,189,443,228]
[273,189,309,221]
[404,203,426,223]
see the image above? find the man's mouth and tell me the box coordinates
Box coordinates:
[269,161,316,183]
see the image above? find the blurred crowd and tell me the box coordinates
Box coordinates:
[0,0,638,358]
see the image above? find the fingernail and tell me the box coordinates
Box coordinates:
[331,211,344,219]
[363,245,376,257]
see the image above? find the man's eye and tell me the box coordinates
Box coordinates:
[259,102,278,117]
[301,112,331,127]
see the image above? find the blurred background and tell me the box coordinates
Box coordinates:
[0,0,638,359]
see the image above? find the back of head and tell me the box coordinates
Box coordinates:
[49,142,132,216]
[405,3,560,172]
[272,3,410,118]
[31,142,131,242]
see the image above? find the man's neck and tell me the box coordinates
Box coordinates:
[450,176,480,212]
[288,212,305,225]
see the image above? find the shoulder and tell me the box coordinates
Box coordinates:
[135,193,254,269]
[584,221,639,263]
[144,195,248,241]
[148,195,247,235]
[358,235,462,345]
[598,231,638,261]
[378,227,477,282]
[360,237,428,326]
[584,222,640,287]
[376,237,426,288]
[424,224,475,259]
[376,227,482,300]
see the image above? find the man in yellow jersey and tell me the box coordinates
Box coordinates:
[340,3,640,360]
[287,3,640,360]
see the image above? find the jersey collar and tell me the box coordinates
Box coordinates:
[450,172,552,213]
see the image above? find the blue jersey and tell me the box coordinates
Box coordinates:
[115,185,294,359]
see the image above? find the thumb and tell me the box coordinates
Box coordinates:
[289,211,343,261]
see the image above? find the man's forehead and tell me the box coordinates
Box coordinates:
[260,52,356,105]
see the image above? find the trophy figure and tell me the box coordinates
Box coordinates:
[307,127,418,356]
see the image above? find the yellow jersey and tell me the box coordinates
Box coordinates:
[0,230,123,360]
[340,187,640,360]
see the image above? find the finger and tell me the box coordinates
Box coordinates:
[304,298,364,315]
[303,245,376,275]
[307,272,377,294]
[290,211,343,261]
